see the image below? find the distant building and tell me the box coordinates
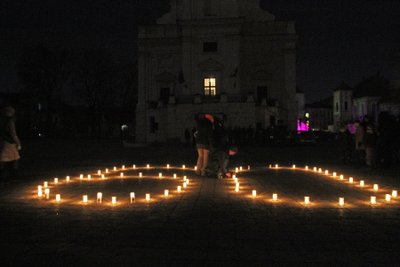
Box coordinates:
[333,82,353,130]
[136,0,297,143]
[305,97,333,131]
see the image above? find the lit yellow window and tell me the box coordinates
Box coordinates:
[204,78,216,96]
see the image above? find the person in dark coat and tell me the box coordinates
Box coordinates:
[194,114,214,176]
[338,124,354,164]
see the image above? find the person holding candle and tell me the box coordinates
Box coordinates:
[0,105,21,181]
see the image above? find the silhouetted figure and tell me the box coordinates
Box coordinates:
[338,124,354,164]
[194,114,214,176]
[354,120,366,165]
[364,121,377,167]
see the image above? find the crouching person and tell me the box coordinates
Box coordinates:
[205,146,238,179]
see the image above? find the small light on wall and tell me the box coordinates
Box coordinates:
[385,194,391,202]
[164,190,169,197]
[146,193,150,202]
[177,186,181,192]
[392,190,398,198]
[339,197,344,207]
[304,196,310,205]
[373,184,379,191]
[252,190,257,198]
[97,192,102,203]
[360,180,365,187]
[272,193,278,201]
[370,196,376,205]
[349,177,354,183]
[66,176,70,182]
[112,196,117,205]
[54,178,58,184]
[56,194,61,202]
[82,195,88,203]
[130,192,135,203]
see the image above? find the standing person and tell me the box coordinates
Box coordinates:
[354,120,365,165]
[0,106,22,180]
[364,121,377,167]
[194,114,213,176]
[338,124,354,164]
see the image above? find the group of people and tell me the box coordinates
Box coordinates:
[193,114,237,179]
[339,112,400,167]
[0,105,21,180]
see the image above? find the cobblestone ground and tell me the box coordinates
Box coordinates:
[0,140,399,266]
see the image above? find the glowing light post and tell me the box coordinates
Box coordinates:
[130,192,135,203]
[304,196,310,206]
[392,190,398,198]
[373,184,379,192]
[339,197,345,207]
[272,193,278,202]
[370,196,377,205]
[97,192,102,203]
[112,196,117,205]
[385,194,391,203]
[164,190,169,198]
[55,194,61,203]
[146,193,151,202]
[45,188,50,199]
[252,190,257,198]
[82,195,88,204]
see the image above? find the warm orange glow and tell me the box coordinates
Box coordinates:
[275,164,279,169]
[97,192,102,203]
[349,177,354,183]
[45,188,50,199]
[105,168,109,173]
[235,184,239,192]
[183,176,187,181]
[112,196,117,205]
[79,174,83,180]
[113,167,117,171]
[139,172,142,178]
[101,174,105,179]
[370,196,376,205]
[177,186,181,192]
[37,186,43,197]
[340,175,344,180]
[82,195,88,203]
[66,176,70,182]
[130,192,135,202]
[305,166,309,171]
[87,175,91,180]
[182,164,186,169]
[272,193,278,201]
[360,180,365,187]
[304,196,310,205]
[164,190,169,197]
[325,170,329,175]
[248,165,251,170]
[392,190,398,198]
[146,164,150,169]
[235,167,239,172]
[97,170,101,175]
[56,194,61,202]
[122,165,125,170]
[292,164,296,169]
[333,172,337,177]
[159,173,162,178]
[54,178,58,184]
[252,190,257,197]
[194,166,197,171]
[166,164,170,168]
[318,168,322,173]
[339,197,344,207]
[183,182,187,189]
[133,164,136,169]
[173,173,177,179]
[239,166,243,171]
[373,184,379,191]
[385,194,391,202]
[146,193,150,202]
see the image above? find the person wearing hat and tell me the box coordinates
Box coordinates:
[0,106,21,180]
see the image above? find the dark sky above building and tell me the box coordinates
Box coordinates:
[1,0,400,103]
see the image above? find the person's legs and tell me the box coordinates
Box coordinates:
[202,149,209,175]
[196,148,204,175]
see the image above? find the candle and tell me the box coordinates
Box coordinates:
[182,164,186,169]
[97,192,102,203]
[333,172,337,177]
[373,184,379,191]
[113,166,117,171]
[173,173,177,179]
[339,197,344,207]
[235,183,239,192]
[272,193,278,201]
[360,180,365,187]
[186,179,190,185]
[349,177,354,183]
[54,178,58,184]
[392,190,398,198]
[56,194,61,202]
[275,164,279,169]
[292,164,296,169]
[97,170,101,175]
[304,196,310,205]
[240,166,243,171]
[164,190,169,197]
[340,175,344,180]
[233,174,236,179]
[101,174,105,179]
[45,188,50,199]
[385,194,391,202]
[325,170,329,175]
[166,164,170,168]
[269,164,272,168]
[130,192,135,203]
[139,172,143,178]
[235,167,239,172]
[87,175,91,180]
[38,186,43,197]
[112,196,117,205]
[79,174,83,180]
[159,173,163,178]
[66,176,70,182]
[318,168,322,173]
[194,166,197,171]
[146,164,150,169]
[252,190,257,197]
[370,196,376,205]
[248,165,251,170]
[146,193,150,202]
[83,195,88,203]
[122,165,125,170]
[313,167,317,172]
[120,172,124,178]
[105,168,109,173]
[183,176,187,181]
[177,186,181,192]
[305,166,309,171]
[183,182,187,188]
[133,164,136,169]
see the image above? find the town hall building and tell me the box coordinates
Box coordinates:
[136,0,297,143]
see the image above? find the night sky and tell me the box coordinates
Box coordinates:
[1,0,400,103]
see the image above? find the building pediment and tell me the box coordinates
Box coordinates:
[198,58,224,71]
[155,71,176,82]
